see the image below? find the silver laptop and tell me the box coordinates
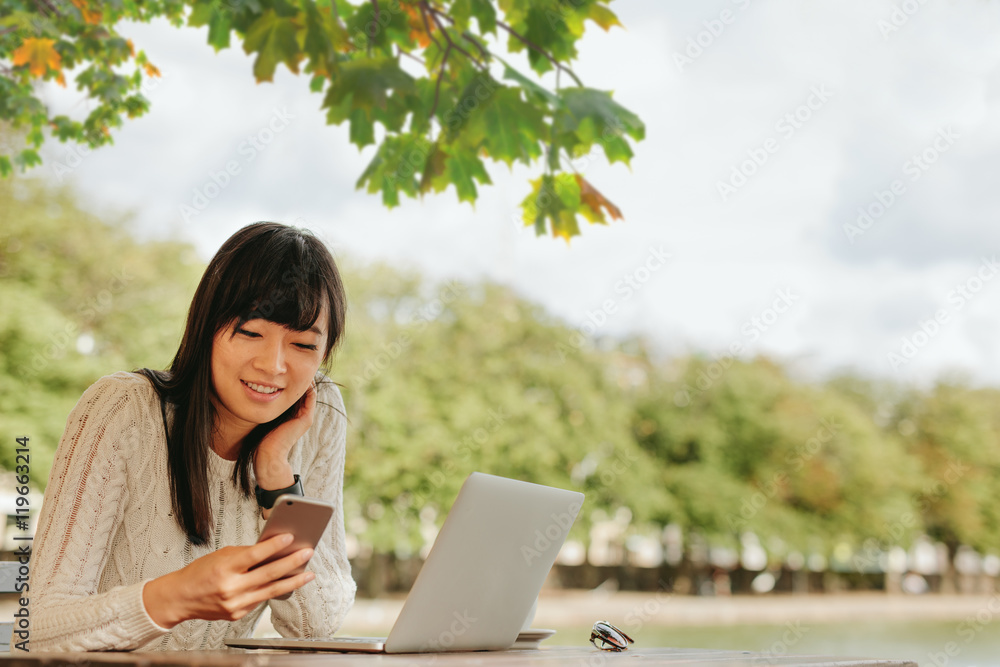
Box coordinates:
[226,472,584,653]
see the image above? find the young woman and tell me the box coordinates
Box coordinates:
[28,222,356,651]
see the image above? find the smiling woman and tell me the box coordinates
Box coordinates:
[25,222,356,651]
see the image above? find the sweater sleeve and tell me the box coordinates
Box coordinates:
[27,374,169,652]
[266,380,357,637]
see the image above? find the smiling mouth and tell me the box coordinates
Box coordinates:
[242,380,282,395]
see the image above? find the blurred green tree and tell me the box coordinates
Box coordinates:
[0,175,203,483]
[632,357,921,553]
[6,174,1000,574]
[889,383,1000,555]
[337,270,669,554]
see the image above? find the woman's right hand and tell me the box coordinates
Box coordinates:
[142,533,314,629]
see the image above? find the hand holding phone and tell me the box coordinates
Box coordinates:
[253,494,334,597]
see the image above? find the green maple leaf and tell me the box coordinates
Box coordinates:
[554,87,645,165]
[521,173,581,240]
[452,0,497,34]
[356,133,432,207]
[324,57,415,112]
[502,1,578,75]
[208,10,232,50]
[420,144,492,204]
[461,86,545,167]
[499,59,558,108]
[324,58,416,147]
[243,10,302,82]
[300,1,349,76]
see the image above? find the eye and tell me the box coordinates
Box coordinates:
[236,327,261,338]
[294,343,319,351]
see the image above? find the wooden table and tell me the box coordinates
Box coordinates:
[0,648,918,667]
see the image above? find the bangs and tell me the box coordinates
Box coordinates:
[212,230,329,335]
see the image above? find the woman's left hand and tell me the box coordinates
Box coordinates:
[254,381,317,493]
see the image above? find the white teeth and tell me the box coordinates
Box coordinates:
[245,381,279,394]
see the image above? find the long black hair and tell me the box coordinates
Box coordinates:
[138,222,347,544]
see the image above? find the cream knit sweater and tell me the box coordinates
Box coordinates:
[28,371,356,651]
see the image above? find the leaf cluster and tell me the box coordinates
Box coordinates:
[1,0,645,239]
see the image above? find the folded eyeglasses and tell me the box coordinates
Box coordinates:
[589,620,634,652]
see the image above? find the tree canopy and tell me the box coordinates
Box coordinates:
[0,0,645,240]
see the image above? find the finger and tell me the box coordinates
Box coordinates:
[302,383,317,415]
[243,547,315,588]
[262,570,315,601]
[240,533,295,570]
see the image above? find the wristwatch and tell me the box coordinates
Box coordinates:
[255,474,304,509]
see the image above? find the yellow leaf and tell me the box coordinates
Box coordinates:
[12,38,62,79]
[70,0,103,24]
[574,174,622,223]
[143,62,161,77]
[403,2,433,48]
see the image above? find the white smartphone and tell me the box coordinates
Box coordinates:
[253,494,334,586]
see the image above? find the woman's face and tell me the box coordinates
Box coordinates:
[210,311,327,434]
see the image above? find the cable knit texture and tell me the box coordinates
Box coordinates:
[27,371,356,651]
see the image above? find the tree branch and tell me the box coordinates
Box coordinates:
[429,42,451,121]
[460,30,489,62]
[425,5,485,70]
[397,46,425,66]
[31,0,64,19]
[418,2,443,54]
[496,19,583,86]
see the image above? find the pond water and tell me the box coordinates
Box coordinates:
[548,620,1000,666]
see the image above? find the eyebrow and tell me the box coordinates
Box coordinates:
[307,324,324,335]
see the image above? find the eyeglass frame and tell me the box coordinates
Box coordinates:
[589,620,635,652]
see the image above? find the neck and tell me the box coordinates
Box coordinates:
[210,401,254,461]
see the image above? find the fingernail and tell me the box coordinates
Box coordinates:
[301,548,314,561]
[282,534,294,545]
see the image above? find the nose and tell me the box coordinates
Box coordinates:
[253,338,287,376]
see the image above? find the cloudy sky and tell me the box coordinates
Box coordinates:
[30,0,1000,387]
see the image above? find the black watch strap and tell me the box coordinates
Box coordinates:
[256,474,303,509]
